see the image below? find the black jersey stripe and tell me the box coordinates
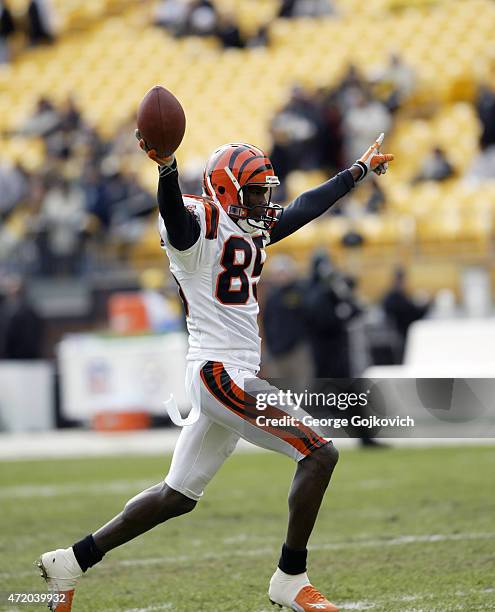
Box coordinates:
[200,362,327,455]
[206,200,220,239]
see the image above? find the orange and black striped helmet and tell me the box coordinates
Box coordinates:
[203,142,282,232]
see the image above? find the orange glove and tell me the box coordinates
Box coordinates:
[352,133,394,182]
[135,129,175,167]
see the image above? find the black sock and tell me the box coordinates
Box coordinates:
[278,543,308,575]
[72,535,104,572]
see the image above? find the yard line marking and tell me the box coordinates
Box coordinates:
[315,531,495,551]
[117,531,495,568]
[339,588,495,610]
[0,479,154,499]
[123,605,173,612]
[0,477,388,499]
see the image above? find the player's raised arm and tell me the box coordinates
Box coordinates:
[136,130,200,251]
[268,133,394,245]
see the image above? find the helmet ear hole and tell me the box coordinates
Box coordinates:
[218,186,225,194]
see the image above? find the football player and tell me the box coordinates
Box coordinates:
[38,134,393,611]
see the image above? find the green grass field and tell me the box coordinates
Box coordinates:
[1,445,494,611]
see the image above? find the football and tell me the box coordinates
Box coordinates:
[136,85,186,158]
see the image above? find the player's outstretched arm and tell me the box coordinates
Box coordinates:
[136,130,200,251]
[269,133,394,246]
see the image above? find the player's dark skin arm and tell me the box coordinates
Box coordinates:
[269,168,359,245]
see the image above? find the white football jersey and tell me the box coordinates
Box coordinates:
[159,195,269,372]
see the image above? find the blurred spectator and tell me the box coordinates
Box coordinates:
[476,84,495,149]
[364,177,386,213]
[262,256,310,383]
[272,85,323,170]
[334,64,366,109]
[268,127,293,201]
[317,89,344,171]
[108,115,142,158]
[59,96,84,132]
[278,0,297,17]
[179,158,204,196]
[35,176,86,276]
[17,97,61,139]
[464,143,495,185]
[188,0,217,37]
[81,165,107,232]
[279,0,335,18]
[246,24,269,48]
[341,225,364,247]
[342,87,392,166]
[371,52,416,113]
[382,267,431,362]
[154,0,190,37]
[411,146,455,184]
[109,169,155,236]
[0,162,29,220]
[216,13,244,49]
[0,277,43,359]
[304,252,362,378]
[28,0,56,46]
[0,1,15,63]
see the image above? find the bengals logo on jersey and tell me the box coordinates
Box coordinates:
[184,195,220,240]
[185,203,198,215]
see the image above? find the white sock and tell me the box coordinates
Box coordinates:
[269,567,310,603]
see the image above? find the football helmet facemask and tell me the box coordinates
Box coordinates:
[202,142,283,233]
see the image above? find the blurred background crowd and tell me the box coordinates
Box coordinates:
[1,0,495,429]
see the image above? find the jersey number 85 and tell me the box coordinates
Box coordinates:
[216,236,264,305]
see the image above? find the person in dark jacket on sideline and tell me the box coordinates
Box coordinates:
[0,277,44,359]
[305,252,361,378]
[262,255,309,384]
[382,266,430,362]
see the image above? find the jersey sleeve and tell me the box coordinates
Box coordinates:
[159,199,205,273]
[159,198,219,274]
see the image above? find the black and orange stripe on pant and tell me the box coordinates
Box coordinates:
[200,361,327,457]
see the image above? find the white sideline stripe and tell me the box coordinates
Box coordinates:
[117,531,495,568]
[124,606,172,612]
[1,429,494,461]
[317,531,495,550]
[0,477,395,499]
[0,479,154,499]
[339,588,495,612]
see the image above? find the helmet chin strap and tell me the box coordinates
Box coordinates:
[237,218,262,234]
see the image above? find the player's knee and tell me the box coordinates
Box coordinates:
[309,442,339,475]
[161,486,197,518]
[122,483,197,526]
